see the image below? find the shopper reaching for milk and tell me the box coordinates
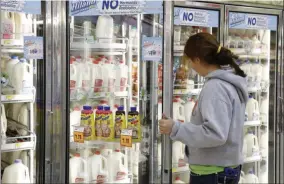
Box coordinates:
[159,33,248,184]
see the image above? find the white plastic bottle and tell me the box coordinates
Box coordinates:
[174,176,185,184]
[1,104,7,144]
[115,61,128,92]
[80,61,92,93]
[242,138,248,158]
[172,141,185,167]
[184,98,195,123]
[96,15,114,43]
[13,58,33,94]
[244,131,259,157]
[92,59,103,93]
[17,104,29,136]
[1,11,15,39]
[107,149,128,182]
[88,151,108,183]
[244,169,259,183]
[6,56,19,86]
[2,159,31,183]
[173,98,185,123]
[69,153,87,183]
[245,96,260,121]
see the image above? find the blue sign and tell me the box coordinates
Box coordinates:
[69,0,163,16]
[142,37,162,61]
[174,7,219,27]
[1,0,41,14]
[24,36,43,59]
[229,12,277,31]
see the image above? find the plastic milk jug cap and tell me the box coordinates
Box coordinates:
[131,107,137,111]
[11,56,18,59]
[118,106,124,111]
[83,106,92,110]
[14,159,22,163]
[74,153,80,157]
[95,151,101,155]
[97,106,103,110]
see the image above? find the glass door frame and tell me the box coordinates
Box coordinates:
[224,5,283,183]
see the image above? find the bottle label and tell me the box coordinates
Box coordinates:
[114,114,126,138]
[75,177,84,183]
[128,114,140,139]
[116,171,127,180]
[94,79,103,92]
[81,113,95,140]
[82,80,90,91]
[70,80,76,89]
[101,113,114,140]
[2,23,13,39]
[95,113,102,138]
[96,174,107,184]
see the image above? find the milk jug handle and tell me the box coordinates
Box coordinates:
[122,154,127,168]
[1,105,7,131]
[102,156,108,170]
[25,166,30,181]
[71,64,77,76]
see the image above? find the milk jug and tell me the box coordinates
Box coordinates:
[245,96,260,121]
[244,170,259,183]
[107,149,128,182]
[172,141,185,166]
[244,131,259,157]
[7,103,23,121]
[2,159,31,183]
[80,62,91,92]
[240,61,252,86]
[173,98,185,122]
[70,58,78,93]
[17,104,29,136]
[174,176,185,184]
[92,59,103,92]
[174,26,181,44]
[13,58,33,94]
[69,153,87,183]
[260,97,269,124]
[251,60,262,88]
[184,98,195,123]
[88,151,108,183]
[1,11,15,39]
[101,148,113,158]
[260,130,268,157]
[115,61,128,92]
[239,171,246,184]
[1,104,7,143]
[14,13,33,39]
[70,108,81,140]
[6,56,19,86]
[96,15,114,43]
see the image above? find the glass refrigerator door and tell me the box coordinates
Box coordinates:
[67,1,163,183]
[225,6,282,183]
[0,2,43,183]
[172,3,223,183]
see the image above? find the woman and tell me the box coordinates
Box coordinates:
[159,33,248,184]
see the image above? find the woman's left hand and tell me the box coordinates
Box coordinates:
[159,118,175,135]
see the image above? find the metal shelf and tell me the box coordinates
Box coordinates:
[244,155,262,164]
[2,133,36,152]
[70,91,128,101]
[173,88,202,96]
[70,42,127,53]
[244,120,261,126]
[1,94,35,103]
[1,39,23,47]
[172,165,189,173]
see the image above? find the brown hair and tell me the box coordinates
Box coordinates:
[183,33,246,78]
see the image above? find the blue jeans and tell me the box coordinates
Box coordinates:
[190,166,241,184]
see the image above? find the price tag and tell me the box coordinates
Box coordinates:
[74,126,84,143]
[5,95,14,100]
[4,40,11,45]
[120,129,132,148]
[15,143,21,148]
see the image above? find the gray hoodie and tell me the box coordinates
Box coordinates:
[170,69,248,167]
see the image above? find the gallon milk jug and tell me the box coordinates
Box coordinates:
[107,149,128,182]
[172,141,185,166]
[7,103,23,121]
[80,62,91,93]
[1,104,7,143]
[244,169,259,183]
[70,58,78,93]
[92,59,103,92]
[88,151,108,183]
[260,97,269,124]
[96,15,114,43]
[259,164,268,183]
[260,130,268,158]
[17,104,29,136]
[6,56,19,86]
[1,11,15,39]
[13,58,33,94]
[245,96,260,121]
[69,153,87,183]
[2,159,31,183]
[101,148,113,158]
[173,98,185,123]
[184,98,195,123]
[244,131,259,157]
[115,61,128,92]
[174,176,185,184]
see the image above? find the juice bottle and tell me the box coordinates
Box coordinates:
[128,107,141,140]
[80,106,95,140]
[114,106,126,139]
[101,106,114,140]
[95,106,103,140]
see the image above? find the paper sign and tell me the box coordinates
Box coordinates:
[1,0,41,14]
[142,37,162,61]
[69,0,163,16]
[24,36,43,59]
[74,127,84,143]
[120,129,132,147]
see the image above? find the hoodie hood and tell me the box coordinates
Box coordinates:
[205,69,248,103]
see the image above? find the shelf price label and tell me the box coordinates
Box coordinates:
[120,129,132,148]
[5,95,14,100]
[74,127,84,143]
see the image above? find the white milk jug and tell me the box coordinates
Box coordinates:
[1,11,15,39]
[240,61,252,86]
[6,56,19,86]
[251,61,262,88]
[172,141,185,166]
[259,164,268,183]
[13,58,33,94]
[174,176,185,184]
[1,104,7,143]
[245,96,260,121]
[244,131,259,157]
[107,149,128,182]
[260,97,269,124]
[102,63,115,92]
[17,104,29,136]
[88,151,108,183]
[96,15,114,43]
[184,98,195,123]
[2,159,31,183]
[244,170,259,183]
[69,153,87,183]
[92,59,103,93]
[260,130,268,158]
[115,61,128,92]
[80,62,91,93]
[173,98,185,123]
[70,59,78,93]
[14,13,32,40]
[239,171,246,184]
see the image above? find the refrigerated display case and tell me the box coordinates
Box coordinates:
[67,1,163,183]
[0,1,42,183]
[171,2,223,183]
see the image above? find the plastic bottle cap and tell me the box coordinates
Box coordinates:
[70,59,74,64]
[115,149,120,152]
[74,153,80,157]
[131,107,137,112]
[20,59,26,63]
[173,99,179,103]
[119,60,124,64]
[97,106,103,110]
[11,56,18,59]
[93,60,100,64]
[100,100,108,104]
[114,104,119,108]
[118,106,124,111]
[104,106,110,111]
[95,151,101,155]
[14,159,22,163]
[83,106,92,110]
[175,176,180,180]
[73,107,80,111]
